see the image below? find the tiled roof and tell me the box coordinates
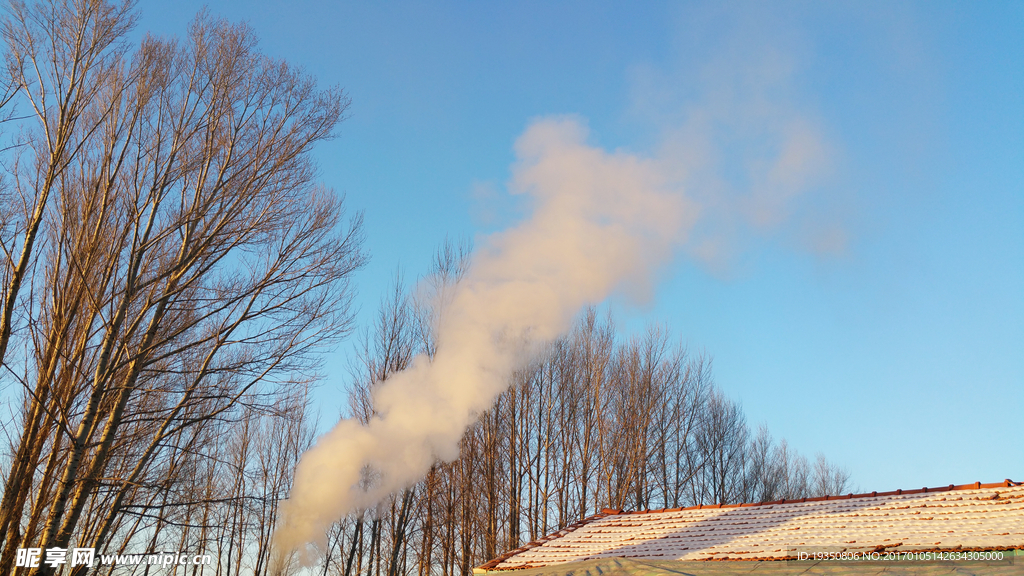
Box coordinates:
[479,480,1024,570]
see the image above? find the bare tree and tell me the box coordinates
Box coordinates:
[744,424,785,502]
[692,388,748,506]
[0,2,364,573]
[811,453,853,497]
[776,440,811,500]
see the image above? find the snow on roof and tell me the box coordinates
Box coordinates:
[479,480,1024,570]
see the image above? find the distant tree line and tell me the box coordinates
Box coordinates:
[320,243,851,576]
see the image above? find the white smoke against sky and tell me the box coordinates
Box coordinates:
[628,3,846,266]
[275,116,692,553]
[276,18,840,555]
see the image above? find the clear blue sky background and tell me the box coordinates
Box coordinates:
[139,1,1022,493]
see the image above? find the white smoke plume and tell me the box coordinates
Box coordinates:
[275,39,843,555]
[274,116,695,554]
[275,9,843,557]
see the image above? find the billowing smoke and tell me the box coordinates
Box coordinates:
[274,45,842,554]
[274,116,694,554]
[275,10,843,556]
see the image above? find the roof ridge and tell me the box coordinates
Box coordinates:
[610,479,1021,516]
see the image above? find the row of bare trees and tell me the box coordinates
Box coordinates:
[317,251,851,576]
[0,1,363,574]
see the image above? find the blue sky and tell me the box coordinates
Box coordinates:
[140,1,1022,493]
